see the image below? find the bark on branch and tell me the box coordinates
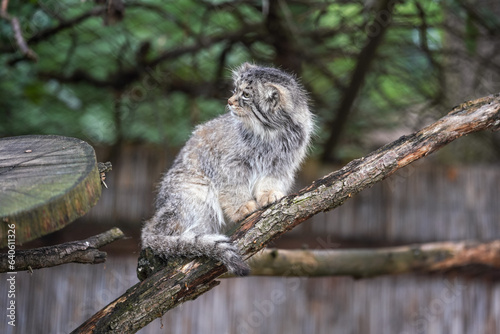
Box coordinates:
[72,93,500,334]
[0,227,125,273]
[240,240,500,278]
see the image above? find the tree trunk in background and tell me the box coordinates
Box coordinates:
[321,0,396,162]
[443,0,500,159]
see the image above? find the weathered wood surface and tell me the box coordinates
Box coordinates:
[0,135,102,247]
[72,94,500,333]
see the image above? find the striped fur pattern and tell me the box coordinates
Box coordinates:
[141,63,314,276]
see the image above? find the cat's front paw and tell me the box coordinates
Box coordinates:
[230,200,258,222]
[257,190,285,207]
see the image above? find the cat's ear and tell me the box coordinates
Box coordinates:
[265,83,287,111]
[240,62,256,71]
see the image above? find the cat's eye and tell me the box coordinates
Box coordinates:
[242,92,250,99]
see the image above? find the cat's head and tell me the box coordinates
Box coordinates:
[228,63,312,137]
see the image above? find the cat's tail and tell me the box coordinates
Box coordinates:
[141,231,250,276]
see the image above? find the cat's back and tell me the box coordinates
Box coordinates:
[191,113,240,148]
[168,113,243,175]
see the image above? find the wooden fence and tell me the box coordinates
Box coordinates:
[3,144,500,333]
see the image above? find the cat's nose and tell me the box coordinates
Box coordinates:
[228,97,235,106]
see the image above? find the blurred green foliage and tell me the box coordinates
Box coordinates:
[1,0,499,162]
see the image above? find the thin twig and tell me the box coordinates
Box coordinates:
[0,2,38,62]
[1,0,9,16]
[10,17,38,61]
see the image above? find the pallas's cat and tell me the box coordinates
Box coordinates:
[141,63,314,275]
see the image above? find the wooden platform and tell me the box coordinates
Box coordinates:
[0,135,101,247]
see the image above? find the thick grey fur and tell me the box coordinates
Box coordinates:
[141,63,314,276]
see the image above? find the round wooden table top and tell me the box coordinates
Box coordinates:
[0,135,102,247]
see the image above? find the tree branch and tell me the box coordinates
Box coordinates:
[0,228,125,273]
[28,6,106,46]
[238,240,500,278]
[72,93,500,334]
[37,23,264,90]
[148,23,264,68]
